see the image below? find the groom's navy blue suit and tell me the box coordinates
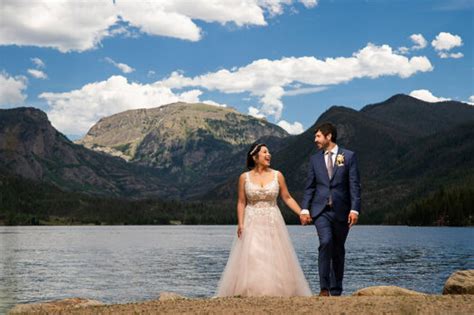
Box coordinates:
[301,145,361,295]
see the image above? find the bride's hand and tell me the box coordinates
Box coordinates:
[237,224,244,238]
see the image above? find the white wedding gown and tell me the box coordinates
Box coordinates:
[215,169,312,297]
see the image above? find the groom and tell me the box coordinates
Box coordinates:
[299,122,361,296]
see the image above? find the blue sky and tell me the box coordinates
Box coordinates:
[0,0,472,139]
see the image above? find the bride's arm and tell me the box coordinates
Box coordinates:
[237,173,247,238]
[277,171,303,216]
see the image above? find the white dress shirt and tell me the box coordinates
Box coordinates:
[300,144,359,216]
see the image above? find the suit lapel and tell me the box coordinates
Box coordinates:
[318,150,331,183]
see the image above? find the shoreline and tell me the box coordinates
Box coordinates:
[8,294,474,314]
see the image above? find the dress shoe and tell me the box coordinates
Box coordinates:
[319,289,330,296]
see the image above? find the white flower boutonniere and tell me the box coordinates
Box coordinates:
[336,153,345,166]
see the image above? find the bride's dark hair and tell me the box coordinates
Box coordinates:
[246,143,267,170]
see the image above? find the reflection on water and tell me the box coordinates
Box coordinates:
[0,225,473,313]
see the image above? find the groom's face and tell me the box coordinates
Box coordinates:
[315,130,331,150]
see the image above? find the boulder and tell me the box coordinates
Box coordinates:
[159,292,187,301]
[353,286,426,296]
[443,270,474,295]
[8,297,103,314]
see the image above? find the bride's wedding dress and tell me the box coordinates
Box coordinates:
[215,169,312,297]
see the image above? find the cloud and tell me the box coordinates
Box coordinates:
[248,106,266,119]
[40,75,210,135]
[438,52,464,59]
[431,32,463,51]
[277,120,304,135]
[202,99,227,107]
[0,0,318,52]
[159,43,433,120]
[466,95,474,106]
[0,71,28,107]
[410,34,427,50]
[409,89,450,103]
[105,57,135,74]
[396,34,427,54]
[31,57,45,68]
[284,86,328,96]
[396,46,410,55]
[27,69,48,79]
[0,1,117,52]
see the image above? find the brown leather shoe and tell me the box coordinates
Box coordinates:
[319,289,330,296]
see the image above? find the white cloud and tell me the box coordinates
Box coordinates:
[396,46,410,55]
[105,57,135,74]
[277,120,304,135]
[248,106,266,119]
[0,1,117,52]
[0,0,317,52]
[202,99,227,107]
[284,86,328,96]
[439,51,464,59]
[466,95,474,105]
[40,75,210,135]
[27,69,48,79]
[40,75,229,135]
[410,34,427,50]
[159,43,433,120]
[0,72,28,107]
[431,32,463,51]
[409,89,450,103]
[299,0,318,8]
[31,57,45,68]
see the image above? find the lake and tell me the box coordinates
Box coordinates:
[0,225,473,313]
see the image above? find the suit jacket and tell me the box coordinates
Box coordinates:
[301,146,361,221]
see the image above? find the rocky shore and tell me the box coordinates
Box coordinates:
[8,270,474,314]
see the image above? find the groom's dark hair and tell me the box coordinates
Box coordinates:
[315,122,337,143]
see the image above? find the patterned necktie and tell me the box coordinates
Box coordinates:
[327,151,333,206]
[327,151,334,179]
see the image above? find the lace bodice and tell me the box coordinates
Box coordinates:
[244,170,281,224]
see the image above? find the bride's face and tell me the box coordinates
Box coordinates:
[254,146,271,167]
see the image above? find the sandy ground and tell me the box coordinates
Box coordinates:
[9,295,474,315]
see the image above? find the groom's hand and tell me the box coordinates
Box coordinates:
[348,212,358,228]
[299,214,312,225]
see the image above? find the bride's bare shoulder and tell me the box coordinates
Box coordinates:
[239,171,249,180]
[272,169,283,178]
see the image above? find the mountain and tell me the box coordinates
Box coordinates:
[361,94,474,137]
[0,107,172,198]
[2,94,473,226]
[77,102,289,197]
[205,94,474,224]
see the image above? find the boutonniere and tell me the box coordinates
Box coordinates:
[336,153,345,166]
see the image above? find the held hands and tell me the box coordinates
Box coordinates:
[348,212,358,228]
[299,213,312,225]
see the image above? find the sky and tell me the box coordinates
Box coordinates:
[0,0,472,139]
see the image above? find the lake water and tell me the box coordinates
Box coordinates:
[0,225,473,313]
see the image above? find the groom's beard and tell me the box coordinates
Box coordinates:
[316,142,327,150]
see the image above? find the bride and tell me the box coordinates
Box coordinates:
[215,143,313,297]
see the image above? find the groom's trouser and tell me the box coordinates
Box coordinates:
[313,205,349,296]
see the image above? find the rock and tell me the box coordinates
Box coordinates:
[443,270,474,295]
[353,286,426,296]
[8,297,103,314]
[159,292,187,301]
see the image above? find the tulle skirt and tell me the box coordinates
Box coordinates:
[214,206,312,297]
